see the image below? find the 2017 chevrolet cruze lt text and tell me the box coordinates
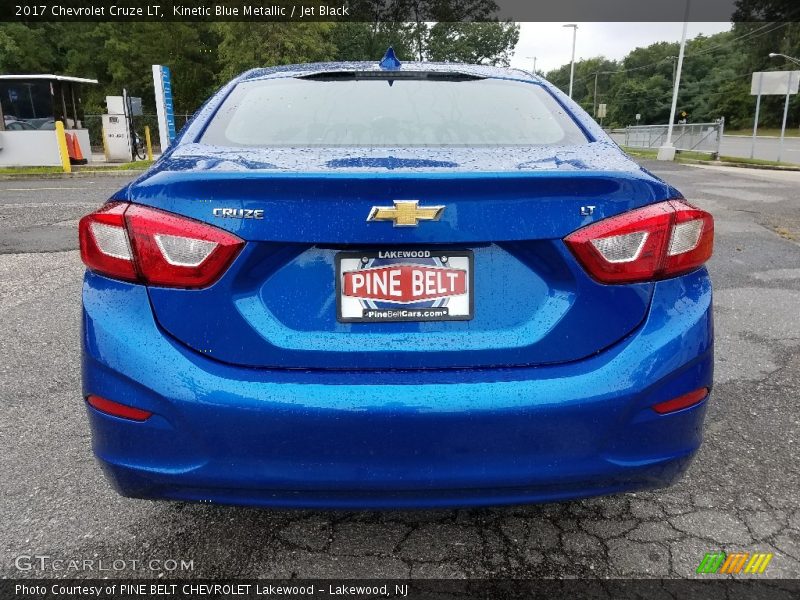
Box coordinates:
[79,52,714,508]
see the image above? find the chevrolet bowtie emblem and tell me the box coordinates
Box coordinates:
[366,200,445,227]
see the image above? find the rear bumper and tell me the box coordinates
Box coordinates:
[81,269,713,509]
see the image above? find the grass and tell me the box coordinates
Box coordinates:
[716,155,790,166]
[0,166,66,175]
[0,160,153,175]
[774,226,798,241]
[84,160,154,171]
[621,147,658,159]
[724,128,800,138]
[620,146,795,168]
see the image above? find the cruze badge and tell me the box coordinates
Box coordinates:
[367,200,445,227]
[212,208,264,219]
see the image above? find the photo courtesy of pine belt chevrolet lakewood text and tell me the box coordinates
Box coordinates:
[78,49,714,509]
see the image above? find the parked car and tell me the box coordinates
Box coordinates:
[30,118,55,130]
[79,51,714,508]
[3,118,36,130]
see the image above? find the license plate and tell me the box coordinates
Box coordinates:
[336,249,473,323]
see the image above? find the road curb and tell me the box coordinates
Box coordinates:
[0,170,147,180]
[723,134,799,139]
[677,158,800,172]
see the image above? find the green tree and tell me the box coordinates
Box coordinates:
[543,26,800,129]
[426,22,519,66]
[1,20,525,131]
[546,56,619,116]
[214,22,336,83]
[330,22,417,62]
[0,23,57,73]
[103,23,219,114]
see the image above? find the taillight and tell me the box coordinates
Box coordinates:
[78,203,138,282]
[564,200,713,284]
[79,202,244,288]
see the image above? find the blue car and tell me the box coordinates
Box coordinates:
[79,53,714,509]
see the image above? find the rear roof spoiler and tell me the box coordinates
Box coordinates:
[297,70,485,82]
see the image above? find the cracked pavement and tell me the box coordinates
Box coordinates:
[1,163,799,580]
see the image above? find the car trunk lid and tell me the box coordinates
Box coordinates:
[130,144,673,370]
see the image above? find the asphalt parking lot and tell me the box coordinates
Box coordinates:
[1,162,799,580]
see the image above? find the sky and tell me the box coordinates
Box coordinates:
[509,22,734,74]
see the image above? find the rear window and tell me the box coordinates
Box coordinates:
[201,75,588,147]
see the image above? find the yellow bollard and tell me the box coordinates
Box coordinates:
[144,125,153,161]
[55,121,71,174]
[101,125,109,162]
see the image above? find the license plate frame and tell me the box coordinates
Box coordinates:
[336,249,474,323]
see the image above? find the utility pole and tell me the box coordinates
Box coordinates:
[563,24,578,98]
[593,72,599,116]
[667,56,677,85]
[658,0,690,161]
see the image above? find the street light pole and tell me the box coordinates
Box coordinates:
[657,0,691,161]
[563,24,578,98]
[526,56,537,74]
[777,70,794,163]
[769,53,800,162]
[769,52,800,67]
[593,71,599,116]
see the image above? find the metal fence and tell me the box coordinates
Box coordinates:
[624,119,725,157]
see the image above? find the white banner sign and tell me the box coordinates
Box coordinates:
[751,71,800,96]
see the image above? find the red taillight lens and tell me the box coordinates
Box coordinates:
[124,205,244,287]
[86,395,153,421]
[79,202,244,288]
[564,200,714,284]
[78,203,138,282]
[663,202,715,276]
[652,388,709,414]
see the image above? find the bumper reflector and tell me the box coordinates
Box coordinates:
[652,388,709,414]
[86,395,152,421]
